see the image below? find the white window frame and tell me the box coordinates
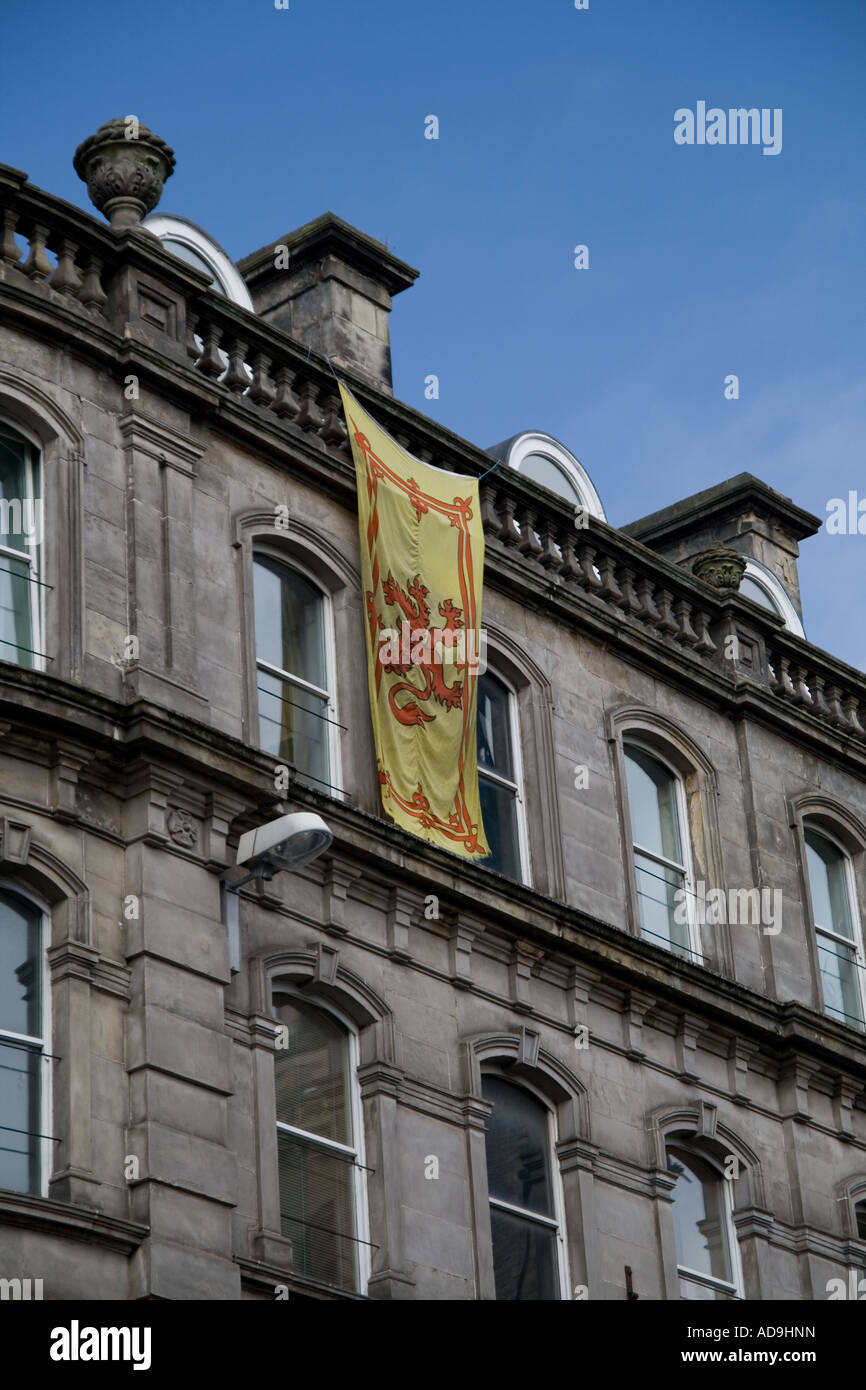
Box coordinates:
[0,420,44,673]
[504,432,606,520]
[482,1070,571,1302]
[271,986,370,1294]
[0,889,51,1198]
[803,823,866,1031]
[667,1143,745,1301]
[741,559,805,638]
[141,213,255,311]
[477,669,531,885]
[624,742,701,965]
[253,551,343,800]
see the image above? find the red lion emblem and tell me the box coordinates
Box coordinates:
[375,572,465,726]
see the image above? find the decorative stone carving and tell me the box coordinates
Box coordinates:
[73,118,175,228]
[691,543,747,595]
[167,808,197,848]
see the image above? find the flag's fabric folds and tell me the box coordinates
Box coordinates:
[340,384,489,860]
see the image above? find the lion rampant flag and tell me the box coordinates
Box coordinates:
[340,384,489,860]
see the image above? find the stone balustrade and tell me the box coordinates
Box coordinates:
[2,164,865,749]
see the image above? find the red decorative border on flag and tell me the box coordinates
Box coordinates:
[350,418,486,856]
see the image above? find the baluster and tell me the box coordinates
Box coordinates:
[50,238,82,296]
[273,364,300,420]
[223,338,249,393]
[775,656,797,700]
[185,309,200,361]
[618,565,642,614]
[789,664,811,707]
[247,352,275,407]
[558,528,581,582]
[296,378,326,433]
[497,494,522,547]
[597,554,623,605]
[1,209,21,267]
[576,542,603,593]
[693,610,717,655]
[479,485,501,538]
[654,588,680,636]
[537,515,560,570]
[824,685,846,726]
[196,322,224,378]
[321,391,349,448]
[673,599,699,647]
[842,694,865,737]
[809,672,830,720]
[517,505,543,560]
[77,255,107,312]
[23,223,52,282]
[635,576,661,627]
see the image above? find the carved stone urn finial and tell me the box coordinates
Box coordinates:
[691,543,747,595]
[73,117,176,228]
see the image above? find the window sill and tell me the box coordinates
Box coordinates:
[0,1188,148,1254]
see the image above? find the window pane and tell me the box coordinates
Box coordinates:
[0,891,41,1037]
[668,1148,733,1286]
[254,557,327,691]
[477,673,514,780]
[625,747,683,864]
[478,775,520,879]
[277,1132,358,1291]
[818,938,864,1027]
[0,435,35,667]
[634,851,691,957]
[273,996,352,1145]
[740,575,778,614]
[519,452,580,504]
[161,238,228,295]
[489,1205,559,1300]
[0,1041,40,1195]
[856,1201,866,1240]
[805,830,854,939]
[482,1076,554,1218]
[257,671,329,787]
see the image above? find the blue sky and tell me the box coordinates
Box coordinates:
[3,0,864,668]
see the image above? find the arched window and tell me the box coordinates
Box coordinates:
[0,888,49,1196]
[141,214,255,310]
[481,1074,568,1300]
[272,991,369,1294]
[624,743,697,961]
[857,1199,866,1240]
[253,554,340,795]
[740,560,805,638]
[490,432,606,518]
[477,670,529,882]
[667,1144,742,1300]
[804,825,865,1030]
[0,421,42,670]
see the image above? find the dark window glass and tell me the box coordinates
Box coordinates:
[0,890,43,1195]
[668,1147,735,1299]
[482,1075,560,1300]
[477,672,521,878]
[254,557,331,788]
[273,995,358,1292]
[856,1200,866,1241]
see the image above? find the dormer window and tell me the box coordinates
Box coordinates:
[487,432,605,518]
[740,559,805,638]
[142,214,254,311]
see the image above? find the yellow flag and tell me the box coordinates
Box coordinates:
[340,384,489,860]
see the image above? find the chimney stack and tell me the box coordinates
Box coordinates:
[238,213,418,395]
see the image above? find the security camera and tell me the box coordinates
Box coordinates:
[234,811,333,881]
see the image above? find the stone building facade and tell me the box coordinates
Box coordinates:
[0,120,864,1301]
